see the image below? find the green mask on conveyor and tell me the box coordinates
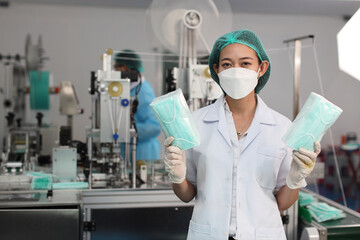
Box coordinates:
[307,202,346,222]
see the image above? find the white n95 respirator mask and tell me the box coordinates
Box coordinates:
[218,67,259,99]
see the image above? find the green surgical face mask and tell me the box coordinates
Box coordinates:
[299,191,316,207]
[150,89,201,150]
[282,92,343,151]
[307,202,346,222]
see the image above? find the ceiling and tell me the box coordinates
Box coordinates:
[6,0,360,18]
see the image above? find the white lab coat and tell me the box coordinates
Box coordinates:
[186,95,293,240]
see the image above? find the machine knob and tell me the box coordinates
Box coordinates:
[5,112,15,127]
[4,99,11,108]
[36,112,44,127]
[16,118,22,128]
[99,84,108,93]
[121,99,129,107]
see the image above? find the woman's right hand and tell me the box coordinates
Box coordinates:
[163,137,186,184]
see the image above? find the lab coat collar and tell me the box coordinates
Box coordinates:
[256,95,277,126]
[241,95,277,152]
[203,94,277,149]
[203,94,276,125]
[203,94,232,147]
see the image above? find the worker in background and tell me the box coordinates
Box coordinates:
[163,30,321,239]
[114,49,161,162]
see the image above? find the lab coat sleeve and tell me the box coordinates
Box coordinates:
[274,146,293,193]
[134,81,161,141]
[186,148,197,186]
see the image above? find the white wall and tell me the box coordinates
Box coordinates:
[0,3,161,143]
[231,13,360,148]
[0,2,358,148]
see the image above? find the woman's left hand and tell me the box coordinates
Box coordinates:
[286,141,321,189]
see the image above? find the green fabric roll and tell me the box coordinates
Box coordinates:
[29,70,50,110]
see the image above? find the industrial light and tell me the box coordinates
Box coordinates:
[337,8,360,80]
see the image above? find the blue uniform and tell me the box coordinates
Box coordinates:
[131,80,161,161]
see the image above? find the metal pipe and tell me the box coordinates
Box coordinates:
[131,133,137,189]
[4,64,13,104]
[125,139,130,182]
[283,35,314,44]
[179,21,184,69]
[192,29,197,64]
[24,132,29,171]
[293,40,302,119]
[67,115,73,131]
[283,35,315,240]
[88,136,93,190]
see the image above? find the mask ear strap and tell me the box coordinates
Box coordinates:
[153,98,176,124]
[257,64,262,79]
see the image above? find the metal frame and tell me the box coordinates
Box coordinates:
[300,188,360,240]
[82,189,194,240]
[283,35,315,240]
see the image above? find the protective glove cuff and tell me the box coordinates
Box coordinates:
[168,173,185,184]
[286,175,307,189]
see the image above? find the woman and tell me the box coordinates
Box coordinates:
[164,30,321,240]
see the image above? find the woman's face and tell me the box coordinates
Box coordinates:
[114,63,129,72]
[214,43,268,77]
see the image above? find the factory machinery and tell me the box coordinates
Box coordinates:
[1,2,360,239]
[0,49,194,240]
[0,43,164,192]
[86,49,139,189]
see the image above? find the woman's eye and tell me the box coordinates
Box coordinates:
[241,62,251,66]
[222,63,231,68]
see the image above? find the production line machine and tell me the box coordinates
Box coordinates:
[0,35,51,178]
[86,49,141,189]
[0,35,85,190]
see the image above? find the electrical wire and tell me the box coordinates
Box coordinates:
[312,43,348,207]
[198,28,211,54]
[107,97,116,139]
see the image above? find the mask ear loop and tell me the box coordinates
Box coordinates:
[257,62,262,79]
[153,97,176,124]
[172,138,197,148]
[290,102,333,150]
[319,102,335,125]
[153,97,197,149]
[290,134,316,150]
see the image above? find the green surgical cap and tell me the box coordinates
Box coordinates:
[208,29,271,94]
[114,49,144,73]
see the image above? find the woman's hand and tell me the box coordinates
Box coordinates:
[163,137,186,184]
[286,141,321,189]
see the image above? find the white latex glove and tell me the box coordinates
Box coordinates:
[286,141,321,189]
[163,137,186,184]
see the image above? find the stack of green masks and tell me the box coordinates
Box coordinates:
[307,202,346,222]
[150,88,200,150]
[52,182,88,190]
[298,191,316,207]
[28,172,53,190]
[282,92,343,151]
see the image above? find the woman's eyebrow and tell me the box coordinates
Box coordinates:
[220,56,254,62]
